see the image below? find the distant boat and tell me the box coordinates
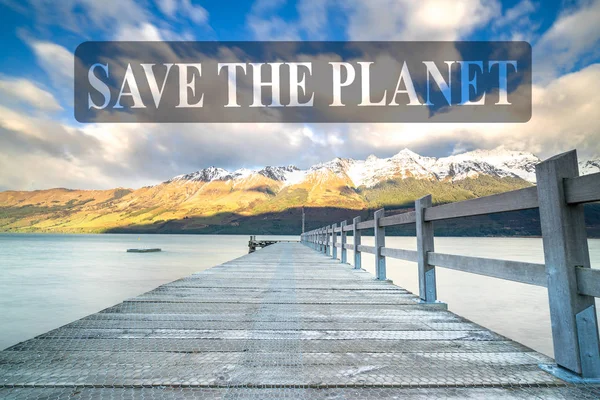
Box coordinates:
[127,248,161,253]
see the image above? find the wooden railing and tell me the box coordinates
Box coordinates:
[301,149,600,380]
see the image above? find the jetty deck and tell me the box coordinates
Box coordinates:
[1,242,598,399]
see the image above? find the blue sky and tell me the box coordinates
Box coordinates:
[0,0,599,190]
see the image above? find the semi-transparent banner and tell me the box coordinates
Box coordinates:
[75,41,532,123]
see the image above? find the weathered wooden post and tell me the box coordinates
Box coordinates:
[328,225,333,257]
[316,230,320,251]
[332,223,338,260]
[353,216,362,269]
[340,221,348,263]
[536,150,600,378]
[320,228,325,253]
[374,208,386,280]
[416,195,437,303]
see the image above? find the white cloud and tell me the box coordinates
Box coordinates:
[342,0,501,41]
[8,0,151,37]
[495,0,536,27]
[248,0,329,40]
[248,16,301,40]
[249,0,501,42]
[8,0,207,44]
[28,40,73,89]
[337,63,600,161]
[492,0,538,41]
[156,0,178,19]
[114,23,165,41]
[156,0,208,24]
[0,78,62,111]
[0,63,599,190]
[181,0,208,24]
[534,0,600,83]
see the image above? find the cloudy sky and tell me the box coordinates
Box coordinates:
[0,0,599,191]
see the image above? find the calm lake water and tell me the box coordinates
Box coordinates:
[0,234,598,357]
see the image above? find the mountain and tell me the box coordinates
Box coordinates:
[161,147,544,188]
[580,159,600,176]
[0,147,598,235]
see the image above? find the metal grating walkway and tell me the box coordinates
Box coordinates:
[1,242,599,399]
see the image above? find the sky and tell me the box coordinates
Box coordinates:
[0,0,599,191]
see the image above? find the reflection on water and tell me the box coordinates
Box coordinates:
[1,234,598,356]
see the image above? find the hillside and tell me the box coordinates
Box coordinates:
[1,147,598,235]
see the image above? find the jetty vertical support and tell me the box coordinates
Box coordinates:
[320,228,324,253]
[321,228,326,254]
[374,209,386,280]
[325,226,328,254]
[536,150,600,378]
[353,216,362,270]
[340,221,348,263]
[317,229,321,252]
[416,195,437,303]
[332,223,338,260]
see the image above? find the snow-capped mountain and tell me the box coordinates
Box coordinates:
[4,147,599,234]
[169,166,231,182]
[167,147,598,188]
[580,159,600,175]
[431,148,540,182]
[168,166,299,183]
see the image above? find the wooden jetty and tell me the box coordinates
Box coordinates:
[0,242,598,399]
[1,150,599,399]
[248,235,297,253]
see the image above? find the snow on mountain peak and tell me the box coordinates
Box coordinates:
[392,148,420,159]
[580,158,600,175]
[433,147,540,183]
[167,147,599,189]
[258,166,299,181]
[167,165,301,184]
[169,166,231,183]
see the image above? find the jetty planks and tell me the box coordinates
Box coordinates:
[1,242,598,399]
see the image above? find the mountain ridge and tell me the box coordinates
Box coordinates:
[162,146,596,188]
[0,147,598,234]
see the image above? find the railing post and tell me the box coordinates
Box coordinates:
[416,195,437,303]
[374,208,386,280]
[340,221,347,263]
[536,150,600,378]
[321,228,325,253]
[317,230,321,252]
[332,223,338,260]
[325,225,330,256]
[320,228,324,253]
[353,216,361,269]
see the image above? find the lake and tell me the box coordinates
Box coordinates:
[1,233,598,357]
